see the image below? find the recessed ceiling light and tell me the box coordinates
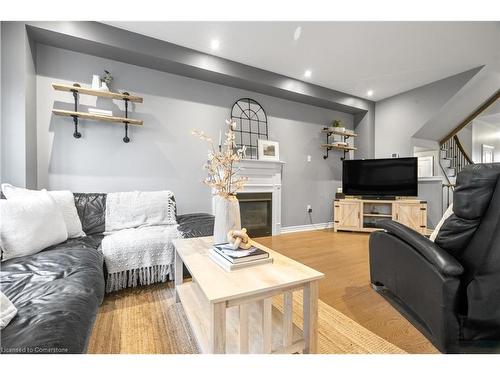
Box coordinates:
[304,70,312,78]
[210,39,220,50]
[367,90,374,97]
[294,26,302,41]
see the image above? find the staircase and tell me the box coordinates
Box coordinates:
[434,89,498,214]
[438,132,474,212]
[439,135,473,186]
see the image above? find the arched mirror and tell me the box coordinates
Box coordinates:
[230,98,268,159]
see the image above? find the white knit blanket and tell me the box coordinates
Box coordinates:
[102,225,181,293]
[104,191,177,234]
[102,190,180,293]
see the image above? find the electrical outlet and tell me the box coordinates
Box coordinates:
[307,204,312,213]
[307,155,312,162]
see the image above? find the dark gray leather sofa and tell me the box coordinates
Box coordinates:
[369,163,500,353]
[1,192,213,354]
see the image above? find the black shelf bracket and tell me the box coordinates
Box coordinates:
[123,94,130,143]
[323,130,330,159]
[71,85,81,139]
[340,146,349,161]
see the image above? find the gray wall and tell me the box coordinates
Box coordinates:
[0,23,2,182]
[414,66,500,143]
[457,124,473,157]
[417,179,443,229]
[471,120,500,163]
[36,44,353,226]
[0,22,37,188]
[354,109,375,159]
[374,68,481,158]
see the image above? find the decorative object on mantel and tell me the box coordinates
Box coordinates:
[230,98,268,160]
[321,126,357,160]
[192,119,248,244]
[52,83,143,143]
[257,139,280,161]
[91,74,101,90]
[227,228,252,250]
[99,70,113,92]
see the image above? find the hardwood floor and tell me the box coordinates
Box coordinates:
[88,229,438,354]
[256,229,439,354]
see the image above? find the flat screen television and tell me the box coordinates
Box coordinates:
[342,157,418,198]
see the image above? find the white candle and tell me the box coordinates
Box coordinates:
[218,129,222,150]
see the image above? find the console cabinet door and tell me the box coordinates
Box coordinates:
[395,202,426,233]
[334,201,361,230]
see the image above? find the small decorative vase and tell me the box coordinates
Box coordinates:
[91,74,101,90]
[213,195,241,245]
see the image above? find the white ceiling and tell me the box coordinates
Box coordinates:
[105,21,500,101]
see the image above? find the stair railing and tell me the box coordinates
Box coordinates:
[439,136,473,213]
[440,135,473,177]
[437,89,499,214]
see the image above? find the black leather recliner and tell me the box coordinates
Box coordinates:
[369,163,500,353]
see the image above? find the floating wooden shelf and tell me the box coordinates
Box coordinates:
[321,126,356,160]
[53,109,143,126]
[52,82,144,142]
[321,144,357,151]
[52,83,143,103]
[321,128,357,137]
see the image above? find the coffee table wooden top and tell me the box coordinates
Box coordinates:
[173,236,324,304]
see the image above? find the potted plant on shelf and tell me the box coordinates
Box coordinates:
[100,70,113,91]
[192,119,248,244]
[330,119,346,133]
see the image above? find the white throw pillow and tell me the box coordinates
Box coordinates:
[1,184,85,238]
[430,204,454,242]
[0,291,18,330]
[0,192,68,261]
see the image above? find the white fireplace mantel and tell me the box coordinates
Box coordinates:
[211,159,285,235]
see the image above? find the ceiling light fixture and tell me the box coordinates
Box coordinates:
[294,26,302,41]
[210,39,220,50]
[366,90,374,97]
[304,70,312,78]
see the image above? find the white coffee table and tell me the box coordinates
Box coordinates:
[172,236,324,354]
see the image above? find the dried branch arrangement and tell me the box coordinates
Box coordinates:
[192,119,248,199]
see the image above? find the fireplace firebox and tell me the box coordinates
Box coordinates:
[237,192,272,237]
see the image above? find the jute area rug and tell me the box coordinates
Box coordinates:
[87,282,405,354]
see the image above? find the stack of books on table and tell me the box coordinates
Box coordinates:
[210,243,273,271]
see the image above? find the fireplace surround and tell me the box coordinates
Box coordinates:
[212,159,284,236]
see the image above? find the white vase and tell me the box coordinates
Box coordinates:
[91,74,101,90]
[213,195,241,245]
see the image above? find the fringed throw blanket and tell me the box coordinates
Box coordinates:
[102,225,181,293]
[104,190,177,234]
[102,191,180,293]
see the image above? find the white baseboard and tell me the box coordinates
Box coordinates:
[280,222,334,234]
